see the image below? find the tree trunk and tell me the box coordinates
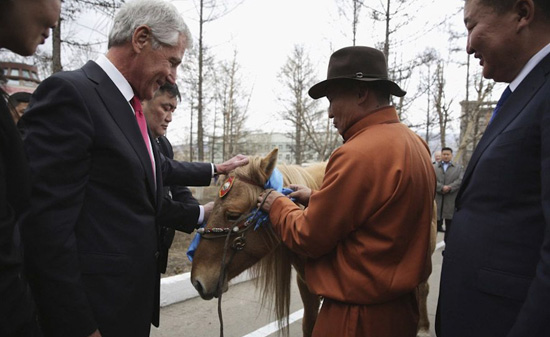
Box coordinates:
[52,19,62,73]
[197,0,205,161]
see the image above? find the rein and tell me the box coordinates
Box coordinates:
[210,182,277,337]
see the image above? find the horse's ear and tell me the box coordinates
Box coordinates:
[260,148,278,177]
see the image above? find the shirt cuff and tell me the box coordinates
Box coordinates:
[198,205,205,225]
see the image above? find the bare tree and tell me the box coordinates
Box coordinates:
[455,55,495,165]
[408,48,438,135]
[361,0,461,124]
[302,107,341,162]
[192,0,244,161]
[336,0,364,46]
[279,45,340,164]
[368,0,423,119]
[433,61,454,150]
[278,45,317,165]
[178,45,217,162]
[216,50,250,161]
[50,0,122,73]
[365,0,421,60]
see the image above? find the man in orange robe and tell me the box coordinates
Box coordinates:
[259,46,436,337]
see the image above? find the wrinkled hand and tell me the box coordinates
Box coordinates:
[287,184,311,207]
[215,154,249,175]
[203,201,214,222]
[442,185,452,194]
[257,190,285,213]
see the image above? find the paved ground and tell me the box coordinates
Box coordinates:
[151,233,445,337]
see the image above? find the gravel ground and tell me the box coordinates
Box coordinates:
[163,231,195,276]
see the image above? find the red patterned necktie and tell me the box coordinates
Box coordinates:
[130,96,155,173]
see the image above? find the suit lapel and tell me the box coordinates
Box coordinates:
[81,61,157,203]
[152,136,164,208]
[460,54,550,195]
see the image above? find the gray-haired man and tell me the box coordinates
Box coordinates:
[21,1,247,336]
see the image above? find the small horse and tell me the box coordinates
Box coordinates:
[190,149,437,337]
[191,149,324,337]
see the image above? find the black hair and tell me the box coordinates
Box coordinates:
[156,82,181,102]
[442,147,453,153]
[8,91,32,105]
[472,0,550,19]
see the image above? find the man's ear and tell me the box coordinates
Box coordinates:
[515,0,535,32]
[132,25,152,54]
[357,86,369,105]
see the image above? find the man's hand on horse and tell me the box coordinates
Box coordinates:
[287,184,312,207]
[258,189,285,213]
[203,201,214,222]
[215,154,249,175]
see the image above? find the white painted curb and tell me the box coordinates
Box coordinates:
[160,270,254,307]
[161,240,447,307]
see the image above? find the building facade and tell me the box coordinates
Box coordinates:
[0,62,41,95]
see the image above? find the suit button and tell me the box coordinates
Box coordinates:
[155,251,160,259]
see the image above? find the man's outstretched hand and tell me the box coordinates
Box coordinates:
[287,184,312,207]
[215,154,249,175]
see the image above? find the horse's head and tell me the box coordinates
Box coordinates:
[191,149,281,300]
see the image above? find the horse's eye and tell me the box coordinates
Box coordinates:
[226,212,242,222]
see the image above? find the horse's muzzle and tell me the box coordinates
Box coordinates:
[192,277,228,300]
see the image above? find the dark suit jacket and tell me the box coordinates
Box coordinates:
[21,61,212,337]
[436,53,550,337]
[155,135,200,273]
[0,95,40,336]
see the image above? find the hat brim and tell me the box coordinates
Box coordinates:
[308,77,406,99]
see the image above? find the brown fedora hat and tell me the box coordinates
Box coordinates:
[308,46,406,99]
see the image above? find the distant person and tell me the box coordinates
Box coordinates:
[258,46,436,337]
[433,150,441,164]
[0,0,61,336]
[142,82,212,273]
[436,0,550,336]
[20,1,248,336]
[434,147,463,236]
[8,91,32,125]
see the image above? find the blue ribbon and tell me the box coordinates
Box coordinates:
[186,168,292,262]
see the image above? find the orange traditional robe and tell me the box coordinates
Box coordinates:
[269,106,436,337]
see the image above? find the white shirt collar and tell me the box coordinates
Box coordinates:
[95,54,134,102]
[510,42,550,92]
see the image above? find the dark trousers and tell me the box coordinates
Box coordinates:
[438,219,453,242]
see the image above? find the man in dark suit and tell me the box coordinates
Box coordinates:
[142,82,211,273]
[20,1,247,337]
[0,1,61,336]
[436,0,550,336]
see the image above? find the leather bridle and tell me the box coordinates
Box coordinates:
[198,175,277,337]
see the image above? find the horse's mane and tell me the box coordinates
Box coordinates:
[239,157,326,336]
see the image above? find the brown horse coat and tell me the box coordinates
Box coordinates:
[268,107,436,337]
